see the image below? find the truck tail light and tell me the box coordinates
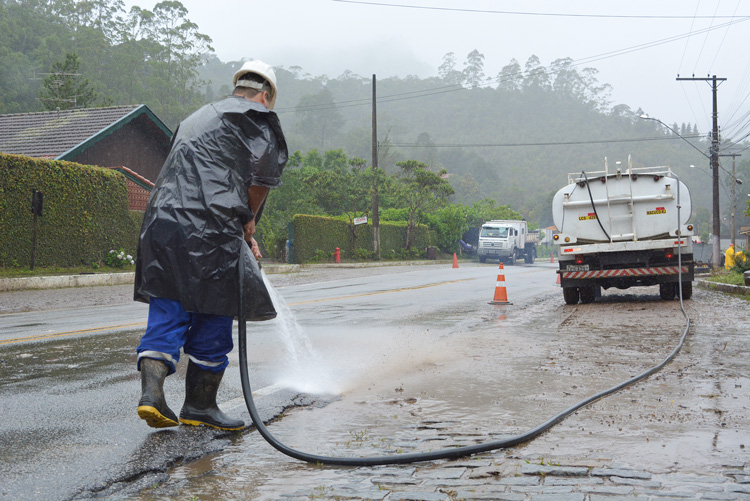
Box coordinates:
[575,254,584,265]
[665,248,675,259]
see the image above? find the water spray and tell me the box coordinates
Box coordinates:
[237,180,690,465]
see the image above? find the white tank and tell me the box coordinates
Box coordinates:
[552,160,691,243]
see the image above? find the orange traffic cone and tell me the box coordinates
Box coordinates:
[550,254,555,263]
[489,262,512,305]
[452,253,459,269]
[556,273,561,286]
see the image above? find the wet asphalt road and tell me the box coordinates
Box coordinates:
[1,261,749,500]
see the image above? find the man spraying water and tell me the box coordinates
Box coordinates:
[133,60,288,430]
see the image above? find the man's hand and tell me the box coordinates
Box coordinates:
[243,219,256,242]
[250,237,262,260]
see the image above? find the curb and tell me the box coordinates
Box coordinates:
[0,264,301,293]
[0,272,135,292]
[0,258,545,293]
[696,279,750,296]
[0,261,455,292]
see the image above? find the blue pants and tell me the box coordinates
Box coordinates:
[137,297,234,375]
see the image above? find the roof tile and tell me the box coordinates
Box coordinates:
[0,106,141,158]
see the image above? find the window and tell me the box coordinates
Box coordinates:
[481,227,509,238]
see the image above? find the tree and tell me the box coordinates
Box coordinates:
[395,160,454,249]
[438,52,463,85]
[39,52,98,110]
[462,49,486,88]
[466,199,522,228]
[551,58,583,98]
[523,55,550,91]
[424,204,469,253]
[414,132,438,167]
[295,88,344,150]
[579,67,612,111]
[341,157,374,251]
[497,58,523,91]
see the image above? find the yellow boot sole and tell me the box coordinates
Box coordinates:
[138,405,179,428]
[179,417,244,431]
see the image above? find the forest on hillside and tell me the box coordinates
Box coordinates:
[2,0,749,240]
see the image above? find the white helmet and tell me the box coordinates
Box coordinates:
[233,60,278,110]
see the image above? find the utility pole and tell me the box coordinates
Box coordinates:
[677,75,726,269]
[719,153,742,247]
[371,74,380,258]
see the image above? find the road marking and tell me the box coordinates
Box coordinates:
[0,321,146,346]
[3,277,483,345]
[286,278,477,306]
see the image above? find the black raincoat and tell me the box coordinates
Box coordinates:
[134,96,288,320]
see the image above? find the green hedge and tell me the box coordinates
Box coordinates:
[0,153,142,268]
[291,214,434,263]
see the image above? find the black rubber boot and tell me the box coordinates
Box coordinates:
[179,361,244,431]
[137,358,179,428]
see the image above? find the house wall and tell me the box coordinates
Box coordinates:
[126,179,151,211]
[68,114,170,183]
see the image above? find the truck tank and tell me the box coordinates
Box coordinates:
[552,160,691,243]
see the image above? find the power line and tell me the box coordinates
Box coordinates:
[707,0,741,72]
[691,1,720,75]
[332,0,750,19]
[389,135,706,149]
[677,0,701,74]
[276,16,750,116]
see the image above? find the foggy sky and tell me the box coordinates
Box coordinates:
[128,0,750,141]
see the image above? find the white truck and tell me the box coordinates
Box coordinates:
[477,220,538,264]
[552,157,694,304]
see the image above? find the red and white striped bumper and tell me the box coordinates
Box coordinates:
[560,266,691,279]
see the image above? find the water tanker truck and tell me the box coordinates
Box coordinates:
[552,156,694,304]
[477,220,539,264]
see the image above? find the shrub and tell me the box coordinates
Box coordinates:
[353,248,373,261]
[105,249,134,268]
[0,153,139,267]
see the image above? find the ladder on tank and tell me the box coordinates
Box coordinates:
[603,155,637,242]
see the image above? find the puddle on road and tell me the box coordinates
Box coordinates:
[136,287,750,500]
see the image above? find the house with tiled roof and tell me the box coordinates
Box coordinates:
[109,166,155,211]
[0,105,172,209]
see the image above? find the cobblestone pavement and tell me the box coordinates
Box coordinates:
[263,457,750,500]
[139,282,749,501]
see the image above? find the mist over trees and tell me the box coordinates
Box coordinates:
[1,0,211,125]
[2,0,748,240]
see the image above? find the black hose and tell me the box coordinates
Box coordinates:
[581,170,611,242]
[237,248,691,466]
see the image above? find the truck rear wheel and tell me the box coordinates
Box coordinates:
[524,247,536,264]
[681,280,693,300]
[580,286,596,304]
[563,287,579,305]
[659,283,676,300]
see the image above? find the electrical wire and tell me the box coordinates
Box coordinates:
[387,135,705,149]
[691,1,720,76]
[276,16,750,117]
[708,0,741,72]
[677,1,701,75]
[333,0,745,20]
